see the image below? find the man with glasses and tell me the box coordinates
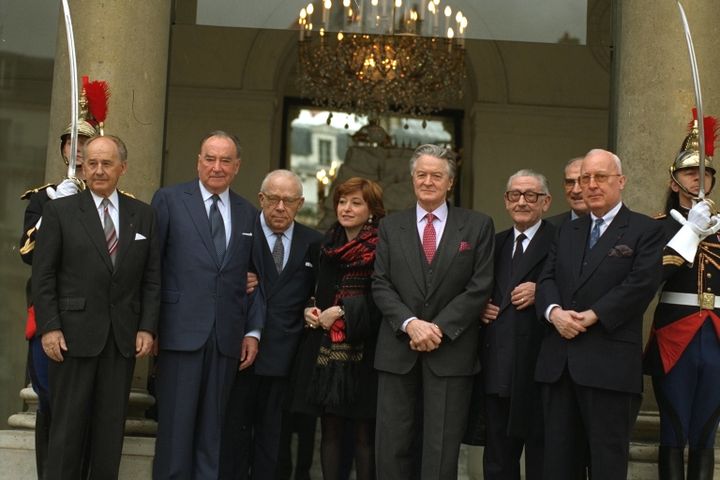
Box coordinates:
[220,169,322,479]
[547,157,588,227]
[535,148,665,479]
[471,170,554,479]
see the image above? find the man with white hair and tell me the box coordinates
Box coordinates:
[535,149,665,479]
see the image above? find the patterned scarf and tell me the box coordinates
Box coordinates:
[308,221,378,407]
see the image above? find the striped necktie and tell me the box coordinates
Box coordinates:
[101,198,118,265]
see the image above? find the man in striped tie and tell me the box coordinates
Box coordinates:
[32,135,160,479]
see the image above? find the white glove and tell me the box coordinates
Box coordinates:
[668,204,720,263]
[54,178,79,198]
[45,186,57,200]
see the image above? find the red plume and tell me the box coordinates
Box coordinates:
[83,78,110,124]
[690,107,718,157]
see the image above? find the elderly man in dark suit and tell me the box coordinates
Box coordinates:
[478,169,555,480]
[546,157,588,227]
[152,131,262,479]
[220,169,322,479]
[32,134,160,479]
[535,148,665,479]
[373,144,495,479]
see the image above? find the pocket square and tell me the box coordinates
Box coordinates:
[242,232,253,236]
[305,261,314,268]
[608,244,633,257]
[134,233,147,240]
[459,241,472,252]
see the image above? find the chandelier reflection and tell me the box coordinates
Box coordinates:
[297,0,467,117]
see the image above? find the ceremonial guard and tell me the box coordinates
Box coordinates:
[645,112,720,480]
[19,77,108,479]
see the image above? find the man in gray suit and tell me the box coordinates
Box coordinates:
[373,144,495,479]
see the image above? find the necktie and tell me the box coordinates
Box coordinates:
[272,232,285,273]
[588,218,604,249]
[511,233,526,273]
[423,213,437,264]
[101,198,118,266]
[210,194,226,261]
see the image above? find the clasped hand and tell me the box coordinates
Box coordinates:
[549,308,598,340]
[407,319,442,352]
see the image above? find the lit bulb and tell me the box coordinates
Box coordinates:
[428,2,435,13]
[371,0,378,6]
[444,6,451,17]
[433,0,440,5]
[461,17,468,28]
[300,8,307,19]
[324,0,332,9]
[320,27,325,36]
[395,0,402,7]
[455,11,462,23]
[343,0,350,6]
[337,32,344,40]
[447,27,454,38]
[307,3,314,15]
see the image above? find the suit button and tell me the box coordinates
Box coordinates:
[424,303,429,307]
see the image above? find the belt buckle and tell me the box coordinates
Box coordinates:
[700,292,715,310]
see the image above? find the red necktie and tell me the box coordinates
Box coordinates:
[423,213,437,263]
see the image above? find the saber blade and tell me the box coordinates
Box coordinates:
[61,0,79,179]
[677,1,706,199]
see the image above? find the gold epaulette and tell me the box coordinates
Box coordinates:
[653,212,667,220]
[663,254,685,266]
[20,183,54,200]
[120,190,135,199]
[19,226,37,256]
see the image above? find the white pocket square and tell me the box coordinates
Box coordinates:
[305,261,314,267]
[134,233,147,240]
[242,232,253,237]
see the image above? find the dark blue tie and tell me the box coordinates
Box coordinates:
[588,218,604,249]
[210,194,226,261]
[511,233,526,273]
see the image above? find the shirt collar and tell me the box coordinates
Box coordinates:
[90,189,119,209]
[416,202,449,223]
[590,201,623,224]
[260,212,294,240]
[514,219,542,242]
[198,180,230,206]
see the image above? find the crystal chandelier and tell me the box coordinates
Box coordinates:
[297,0,468,117]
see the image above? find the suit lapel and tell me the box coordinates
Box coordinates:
[113,193,136,271]
[223,191,246,269]
[576,205,629,288]
[399,209,425,293]
[495,230,513,308]
[182,182,220,267]
[427,206,464,298]
[571,215,590,282]
[78,189,114,272]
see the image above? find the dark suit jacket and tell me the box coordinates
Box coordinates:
[32,189,160,358]
[373,205,494,376]
[481,220,555,436]
[151,180,259,358]
[252,218,322,376]
[545,210,573,228]
[534,204,664,393]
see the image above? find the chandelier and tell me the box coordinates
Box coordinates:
[297,0,468,117]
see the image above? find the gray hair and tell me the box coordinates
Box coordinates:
[565,157,584,170]
[84,134,128,162]
[200,130,243,159]
[506,169,550,194]
[585,148,623,174]
[260,169,303,196]
[409,144,457,179]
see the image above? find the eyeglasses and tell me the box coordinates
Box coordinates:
[505,190,547,203]
[579,173,622,186]
[262,194,302,207]
[563,177,581,188]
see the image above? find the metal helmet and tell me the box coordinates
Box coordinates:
[59,78,107,165]
[669,113,717,194]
